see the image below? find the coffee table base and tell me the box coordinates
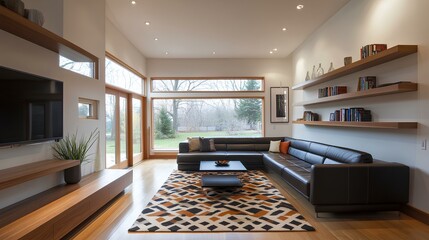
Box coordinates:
[201,175,243,188]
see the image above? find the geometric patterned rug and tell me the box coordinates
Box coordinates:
[129,170,315,232]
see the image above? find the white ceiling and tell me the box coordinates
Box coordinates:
[106,0,350,59]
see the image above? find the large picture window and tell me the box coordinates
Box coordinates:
[152,98,263,150]
[105,58,144,95]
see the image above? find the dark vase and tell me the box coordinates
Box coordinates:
[64,164,81,184]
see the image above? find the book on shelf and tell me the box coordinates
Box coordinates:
[330,107,372,122]
[357,76,376,91]
[303,111,319,121]
[318,86,347,98]
[360,44,387,59]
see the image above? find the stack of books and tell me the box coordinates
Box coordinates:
[357,76,376,91]
[303,111,319,121]
[318,86,347,98]
[360,44,387,59]
[330,108,372,122]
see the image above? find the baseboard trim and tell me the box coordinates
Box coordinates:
[402,204,429,225]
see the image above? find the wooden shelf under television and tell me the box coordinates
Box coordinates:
[0,159,80,191]
[0,6,98,78]
[292,45,418,90]
[295,82,418,106]
[293,120,418,129]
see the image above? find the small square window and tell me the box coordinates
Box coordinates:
[78,98,98,119]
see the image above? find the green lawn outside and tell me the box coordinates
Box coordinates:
[106,131,262,153]
[154,131,261,149]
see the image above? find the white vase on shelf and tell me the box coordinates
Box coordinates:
[311,65,316,79]
[328,62,334,72]
[305,71,310,81]
[316,63,324,77]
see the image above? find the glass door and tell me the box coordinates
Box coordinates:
[132,97,143,163]
[105,89,129,169]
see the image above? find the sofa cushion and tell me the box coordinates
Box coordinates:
[325,146,373,163]
[177,151,228,164]
[269,140,281,152]
[187,137,200,152]
[226,151,263,165]
[227,144,255,151]
[281,166,311,198]
[280,141,290,154]
[200,138,216,152]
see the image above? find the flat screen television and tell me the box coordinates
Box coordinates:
[0,66,63,146]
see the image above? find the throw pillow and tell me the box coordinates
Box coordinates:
[280,141,290,154]
[187,137,200,152]
[199,137,216,152]
[269,140,281,152]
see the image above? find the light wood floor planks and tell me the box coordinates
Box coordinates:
[68,159,429,240]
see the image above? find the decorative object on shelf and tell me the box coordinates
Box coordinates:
[328,62,335,72]
[270,87,289,123]
[311,65,316,79]
[24,9,44,26]
[344,56,352,66]
[52,129,99,184]
[305,71,310,81]
[357,76,376,91]
[316,63,324,77]
[3,0,25,16]
[361,44,387,59]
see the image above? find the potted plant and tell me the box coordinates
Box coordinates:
[52,129,99,184]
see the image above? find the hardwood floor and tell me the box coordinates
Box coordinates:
[69,159,429,240]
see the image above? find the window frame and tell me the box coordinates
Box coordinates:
[78,97,99,120]
[150,77,265,93]
[105,52,146,96]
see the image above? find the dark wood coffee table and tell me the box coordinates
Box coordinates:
[199,161,247,188]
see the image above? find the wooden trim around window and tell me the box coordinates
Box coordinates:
[150,77,265,93]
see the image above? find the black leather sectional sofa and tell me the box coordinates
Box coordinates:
[177,137,410,213]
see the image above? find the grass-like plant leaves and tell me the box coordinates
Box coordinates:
[52,129,99,164]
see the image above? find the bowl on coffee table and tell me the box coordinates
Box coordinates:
[215,160,230,166]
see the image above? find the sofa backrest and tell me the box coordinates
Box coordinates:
[286,137,373,164]
[178,137,284,152]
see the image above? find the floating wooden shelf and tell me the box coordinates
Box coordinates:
[293,120,418,129]
[292,45,418,90]
[0,6,99,78]
[0,159,79,191]
[295,82,418,106]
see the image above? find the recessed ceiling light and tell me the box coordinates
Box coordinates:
[297,4,304,10]
[131,1,136,5]
[165,51,169,55]
[282,27,287,31]
[154,38,158,41]
[145,21,150,26]
[212,51,216,55]
[273,48,278,51]
[269,51,273,54]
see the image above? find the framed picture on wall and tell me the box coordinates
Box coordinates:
[270,87,289,123]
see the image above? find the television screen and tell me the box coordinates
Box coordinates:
[0,66,63,146]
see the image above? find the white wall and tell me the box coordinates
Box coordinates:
[0,0,106,208]
[147,58,293,152]
[292,0,429,213]
[106,18,147,76]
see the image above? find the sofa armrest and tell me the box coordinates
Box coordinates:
[179,141,190,153]
[310,162,409,206]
